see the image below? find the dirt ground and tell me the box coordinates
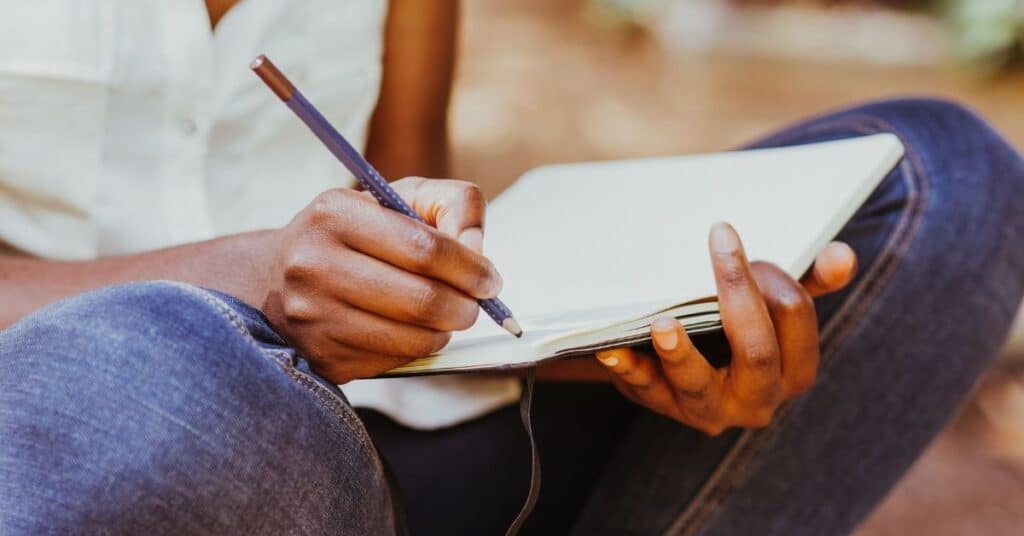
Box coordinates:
[452,1,1024,533]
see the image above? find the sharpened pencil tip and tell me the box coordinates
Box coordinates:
[502,318,523,338]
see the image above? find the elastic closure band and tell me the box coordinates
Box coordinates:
[506,368,540,535]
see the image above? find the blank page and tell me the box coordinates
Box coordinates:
[480,134,903,325]
[390,134,904,373]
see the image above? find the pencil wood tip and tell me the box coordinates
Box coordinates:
[502,318,523,338]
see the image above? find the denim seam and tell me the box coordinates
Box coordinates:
[165,283,384,466]
[261,347,396,531]
[668,118,929,536]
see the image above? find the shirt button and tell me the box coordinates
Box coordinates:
[178,117,198,135]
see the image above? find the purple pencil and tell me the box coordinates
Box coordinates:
[251,54,523,338]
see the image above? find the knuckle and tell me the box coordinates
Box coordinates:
[676,381,711,400]
[775,286,814,316]
[282,250,320,283]
[459,182,486,208]
[309,189,362,231]
[743,342,778,370]
[406,228,445,271]
[308,195,331,219]
[282,295,316,323]
[308,190,342,222]
[409,283,447,323]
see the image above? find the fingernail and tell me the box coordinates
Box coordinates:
[652,317,678,351]
[459,227,484,254]
[597,352,619,368]
[710,222,739,253]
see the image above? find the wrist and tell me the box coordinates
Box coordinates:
[190,229,284,312]
[249,228,287,312]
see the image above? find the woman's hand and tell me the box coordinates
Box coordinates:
[595,222,857,435]
[261,177,498,384]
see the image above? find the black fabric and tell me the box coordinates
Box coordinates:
[358,381,638,534]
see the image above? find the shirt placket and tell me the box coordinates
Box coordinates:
[159,0,215,245]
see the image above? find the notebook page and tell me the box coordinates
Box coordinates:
[479,134,903,321]
[390,134,903,374]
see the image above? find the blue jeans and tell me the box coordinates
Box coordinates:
[2,99,1023,535]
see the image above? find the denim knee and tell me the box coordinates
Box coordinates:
[0,282,393,534]
[838,97,1024,197]
[892,100,1021,302]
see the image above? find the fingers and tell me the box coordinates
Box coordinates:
[292,246,479,331]
[751,262,820,396]
[392,177,488,254]
[709,222,781,405]
[595,348,679,416]
[274,180,492,385]
[800,241,857,297]
[308,344,413,384]
[327,306,451,358]
[650,317,715,398]
[651,317,722,424]
[308,189,502,300]
[282,295,450,359]
[600,225,827,434]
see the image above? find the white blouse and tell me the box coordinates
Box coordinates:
[0,0,520,430]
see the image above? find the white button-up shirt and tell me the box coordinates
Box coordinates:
[0,0,520,430]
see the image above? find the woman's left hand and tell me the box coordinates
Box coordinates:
[595,222,857,435]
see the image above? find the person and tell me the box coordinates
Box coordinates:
[1,1,1022,534]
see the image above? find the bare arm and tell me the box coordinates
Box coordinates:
[0,1,462,337]
[0,232,274,329]
[1,178,502,385]
[365,0,457,180]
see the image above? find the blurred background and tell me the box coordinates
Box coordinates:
[450,0,1024,533]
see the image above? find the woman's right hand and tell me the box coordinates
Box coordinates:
[260,178,502,384]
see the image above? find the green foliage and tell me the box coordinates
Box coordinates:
[941,0,1023,74]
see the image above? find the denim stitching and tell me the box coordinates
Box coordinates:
[166,283,383,463]
[669,117,929,535]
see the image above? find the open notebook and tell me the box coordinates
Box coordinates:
[386,134,904,376]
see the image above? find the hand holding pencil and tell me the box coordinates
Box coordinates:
[252,54,521,339]
[249,55,522,383]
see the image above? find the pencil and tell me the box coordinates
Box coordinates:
[251,54,523,338]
